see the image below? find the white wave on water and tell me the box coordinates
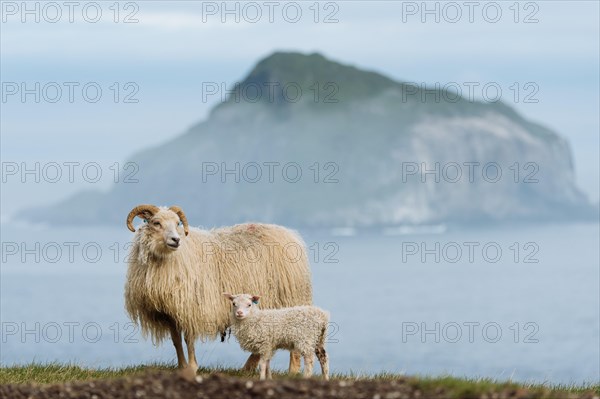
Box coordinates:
[382,224,447,235]
[329,227,357,237]
[1,215,51,231]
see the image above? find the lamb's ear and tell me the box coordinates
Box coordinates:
[251,295,261,304]
[222,293,234,301]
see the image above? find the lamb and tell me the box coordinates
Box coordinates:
[124,204,313,372]
[223,293,330,380]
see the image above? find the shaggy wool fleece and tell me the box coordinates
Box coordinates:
[125,223,313,343]
[230,301,329,358]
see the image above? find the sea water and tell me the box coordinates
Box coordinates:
[1,222,598,384]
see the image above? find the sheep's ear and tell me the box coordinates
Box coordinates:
[251,295,260,304]
[222,293,234,301]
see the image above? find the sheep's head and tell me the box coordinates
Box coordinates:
[223,293,261,320]
[126,204,190,253]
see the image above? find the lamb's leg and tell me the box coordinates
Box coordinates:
[242,353,260,371]
[303,353,314,378]
[289,351,301,373]
[316,346,329,380]
[168,322,187,368]
[184,334,198,371]
[258,356,270,380]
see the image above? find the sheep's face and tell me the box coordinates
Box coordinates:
[224,293,261,320]
[143,209,184,253]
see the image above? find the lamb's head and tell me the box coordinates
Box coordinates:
[223,293,261,320]
[126,204,190,253]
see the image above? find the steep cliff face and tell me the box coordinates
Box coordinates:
[21,52,594,228]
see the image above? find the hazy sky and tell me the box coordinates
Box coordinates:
[1,1,599,216]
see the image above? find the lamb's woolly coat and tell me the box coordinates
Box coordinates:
[125,223,313,343]
[231,305,329,357]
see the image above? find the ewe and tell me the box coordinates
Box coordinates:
[125,204,312,372]
[224,293,330,380]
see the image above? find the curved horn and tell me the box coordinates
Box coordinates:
[169,205,189,236]
[126,204,159,232]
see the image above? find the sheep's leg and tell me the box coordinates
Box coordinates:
[289,351,302,374]
[258,356,270,380]
[316,346,329,380]
[302,353,314,378]
[266,359,272,380]
[168,323,187,368]
[242,353,260,371]
[184,334,198,371]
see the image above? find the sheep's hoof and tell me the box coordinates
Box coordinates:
[177,366,196,381]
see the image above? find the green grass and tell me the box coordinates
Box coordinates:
[1,363,598,398]
[0,362,269,385]
[0,363,169,385]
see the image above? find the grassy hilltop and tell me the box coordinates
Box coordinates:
[1,363,598,399]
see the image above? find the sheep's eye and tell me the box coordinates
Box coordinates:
[153,221,161,227]
[247,304,251,308]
